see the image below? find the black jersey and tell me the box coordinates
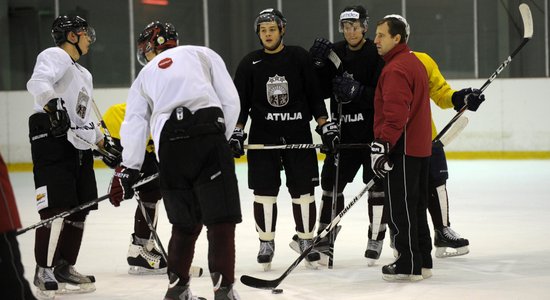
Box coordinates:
[315,39,384,143]
[234,45,328,137]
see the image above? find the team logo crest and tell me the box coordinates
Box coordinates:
[266,74,289,107]
[76,88,90,119]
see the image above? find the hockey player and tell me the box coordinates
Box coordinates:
[229,8,339,271]
[108,21,242,300]
[372,15,432,281]
[0,152,36,300]
[101,103,167,275]
[304,5,385,266]
[26,15,110,297]
[365,15,485,265]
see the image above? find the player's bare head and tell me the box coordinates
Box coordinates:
[380,14,410,43]
[339,5,369,34]
[52,15,95,56]
[255,8,286,51]
[136,21,179,66]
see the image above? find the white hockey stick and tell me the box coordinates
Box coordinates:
[433,3,533,144]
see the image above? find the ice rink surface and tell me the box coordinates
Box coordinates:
[10,160,550,300]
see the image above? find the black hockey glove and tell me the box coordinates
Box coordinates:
[309,38,333,68]
[332,76,364,104]
[451,88,486,112]
[43,98,70,138]
[229,127,247,158]
[316,121,340,154]
[370,139,393,178]
[101,138,123,169]
[108,166,140,207]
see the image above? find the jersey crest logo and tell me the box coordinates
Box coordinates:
[76,88,90,119]
[158,58,173,69]
[266,74,289,107]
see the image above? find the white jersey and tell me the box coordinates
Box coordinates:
[121,45,240,170]
[27,47,102,150]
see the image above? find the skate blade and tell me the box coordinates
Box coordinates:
[35,289,56,299]
[128,265,167,275]
[382,273,423,282]
[56,282,96,294]
[366,257,378,267]
[435,246,469,258]
[261,262,272,271]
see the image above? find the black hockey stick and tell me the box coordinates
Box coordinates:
[17,173,159,236]
[244,143,369,150]
[433,3,533,144]
[240,178,375,290]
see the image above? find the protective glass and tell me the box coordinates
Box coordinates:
[77,26,96,44]
[340,21,365,33]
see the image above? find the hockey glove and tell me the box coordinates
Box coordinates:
[43,98,70,138]
[451,88,486,112]
[309,38,333,68]
[100,138,123,169]
[332,76,364,104]
[229,127,247,158]
[108,166,140,207]
[370,139,393,178]
[316,121,340,154]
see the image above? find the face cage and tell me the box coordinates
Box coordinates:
[136,41,152,66]
[339,19,368,33]
[76,26,96,44]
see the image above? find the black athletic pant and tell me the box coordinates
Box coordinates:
[0,231,36,300]
[385,154,432,275]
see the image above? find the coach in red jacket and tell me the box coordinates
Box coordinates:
[371,15,432,282]
[0,153,36,299]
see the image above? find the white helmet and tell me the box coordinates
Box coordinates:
[384,14,410,42]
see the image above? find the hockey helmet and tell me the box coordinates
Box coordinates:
[136,21,179,66]
[339,5,369,33]
[383,14,410,42]
[254,8,287,34]
[51,15,96,46]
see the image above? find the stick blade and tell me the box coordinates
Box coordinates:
[240,275,278,290]
[519,3,533,39]
[438,116,469,147]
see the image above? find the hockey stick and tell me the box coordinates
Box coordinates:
[17,173,159,236]
[241,178,375,290]
[433,3,533,144]
[432,116,469,148]
[67,130,118,159]
[91,98,116,142]
[136,194,204,277]
[328,101,343,269]
[244,143,369,150]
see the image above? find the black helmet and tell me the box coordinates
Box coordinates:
[339,5,369,33]
[51,15,95,45]
[136,21,179,66]
[254,8,287,34]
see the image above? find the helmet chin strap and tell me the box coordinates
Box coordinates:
[69,34,83,57]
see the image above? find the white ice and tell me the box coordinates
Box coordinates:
[10,160,550,300]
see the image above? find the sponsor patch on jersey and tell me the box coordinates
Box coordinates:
[158,58,173,69]
[266,74,289,107]
[76,87,90,119]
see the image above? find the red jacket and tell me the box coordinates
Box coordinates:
[373,43,431,157]
[0,153,22,233]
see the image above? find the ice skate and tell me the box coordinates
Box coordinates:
[257,240,275,271]
[290,225,340,266]
[364,238,383,266]
[434,227,470,258]
[381,263,423,282]
[211,272,241,300]
[53,259,96,294]
[288,236,320,269]
[164,272,206,300]
[34,266,58,299]
[127,234,168,275]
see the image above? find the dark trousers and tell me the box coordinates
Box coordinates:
[0,231,37,300]
[385,154,432,274]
